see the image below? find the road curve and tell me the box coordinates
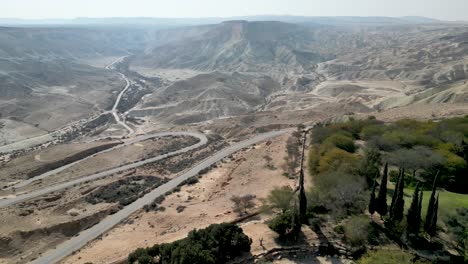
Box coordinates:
[30,128,292,264]
[0,132,207,208]
[9,132,204,190]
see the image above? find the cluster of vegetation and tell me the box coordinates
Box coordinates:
[261,116,467,262]
[86,176,166,206]
[310,116,468,192]
[230,194,256,216]
[358,248,430,264]
[305,116,468,262]
[143,194,166,212]
[58,113,114,142]
[128,223,252,264]
[26,142,121,179]
[445,208,468,260]
[265,128,308,241]
[282,127,304,178]
[144,135,227,174]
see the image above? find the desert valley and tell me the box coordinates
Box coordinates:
[0,15,467,264]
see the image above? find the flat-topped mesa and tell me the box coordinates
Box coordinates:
[222,20,248,24]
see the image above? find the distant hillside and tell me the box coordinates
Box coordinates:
[0,27,152,59]
[134,21,344,73]
[0,27,150,132]
[129,71,281,124]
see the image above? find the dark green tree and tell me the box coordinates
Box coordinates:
[389,168,402,219]
[406,182,421,234]
[376,163,388,216]
[425,172,439,232]
[417,190,423,231]
[298,131,308,223]
[269,208,301,239]
[392,168,405,221]
[292,203,302,235]
[369,176,377,215]
[428,193,439,236]
[359,148,382,187]
[462,140,468,162]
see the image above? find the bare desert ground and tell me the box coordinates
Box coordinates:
[62,134,306,264]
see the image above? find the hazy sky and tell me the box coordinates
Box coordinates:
[2,0,468,21]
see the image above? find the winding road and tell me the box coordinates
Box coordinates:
[1,57,294,263]
[3,132,208,193]
[0,131,207,208]
[30,128,292,264]
[107,56,135,135]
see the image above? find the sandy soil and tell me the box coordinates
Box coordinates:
[0,119,49,147]
[79,57,123,69]
[0,171,131,264]
[63,134,303,264]
[130,67,206,82]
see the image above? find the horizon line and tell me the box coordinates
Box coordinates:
[0,14,444,21]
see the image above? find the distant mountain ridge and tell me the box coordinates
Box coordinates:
[0,15,446,27]
[134,21,343,73]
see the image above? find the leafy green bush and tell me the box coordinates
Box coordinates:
[323,133,357,153]
[310,169,367,218]
[265,186,295,213]
[361,124,386,140]
[128,248,151,264]
[333,224,345,234]
[344,216,370,246]
[358,248,429,264]
[446,208,468,261]
[128,223,252,264]
[268,210,300,238]
[318,147,360,173]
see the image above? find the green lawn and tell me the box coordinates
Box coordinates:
[389,186,468,223]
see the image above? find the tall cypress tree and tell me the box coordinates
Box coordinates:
[369,176,377,215]
[407,182,421,233]
[425,172,439,232]
[298,131,308,223]
[428,193,439,236]
[376,163,388,216]
[393,168,405,221]
[417,190,423,231]
[462,140,468,163]
[291,202,301,236]
[389,168,402,218]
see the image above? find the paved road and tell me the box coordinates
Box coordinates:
[8,132,203,190]
[30,128,292,264]
[112,72,134,135]
[0,132,208,208]
[106,56,135,135]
